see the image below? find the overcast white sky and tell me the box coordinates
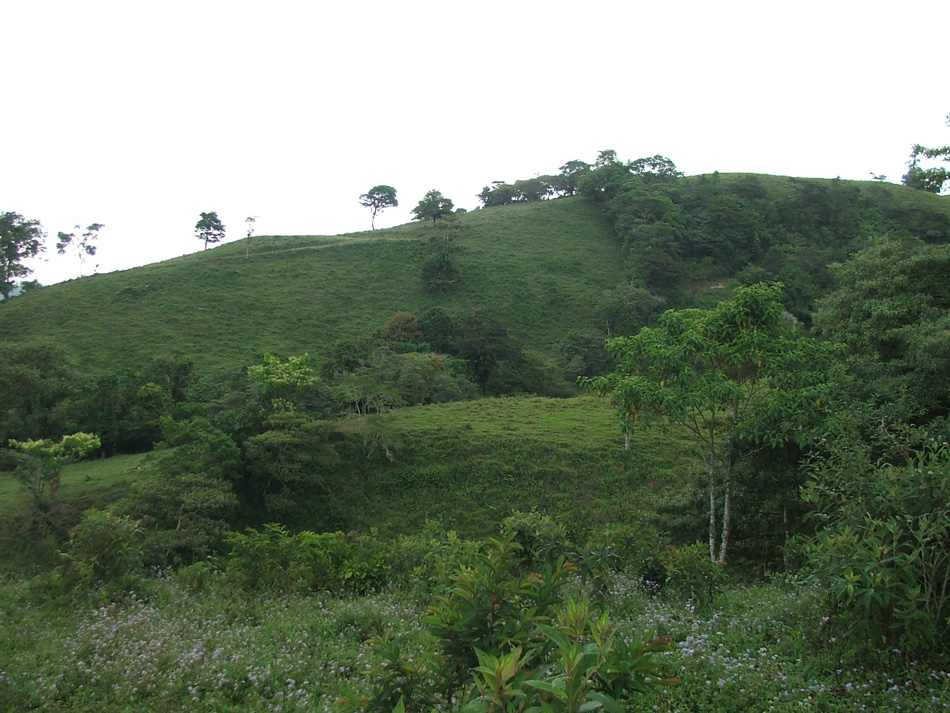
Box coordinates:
[3,1,948,287]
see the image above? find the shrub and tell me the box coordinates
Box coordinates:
[802,438,950,654]
[61,508,144,587]
[224,524,389,593]
[664,542,724,605]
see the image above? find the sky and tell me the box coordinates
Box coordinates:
[3,1,948,287]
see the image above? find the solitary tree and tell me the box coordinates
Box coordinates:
[582,283,840,564]
[0,211,45,299]
[359,185,398,230]
[244,215,257,260]
[195,212,226,250]
[412,190,455,223]
[56,222,104,276]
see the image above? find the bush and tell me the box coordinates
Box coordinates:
[803,438,950,654]
[664,541,724,605]
[61,508,144,587]
[224,524,389,593]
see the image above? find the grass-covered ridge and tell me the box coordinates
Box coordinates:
[4,174,949,380]
[0,198,623,375]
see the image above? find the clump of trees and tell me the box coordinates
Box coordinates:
[903,112,950,194]
[583,283,840,563]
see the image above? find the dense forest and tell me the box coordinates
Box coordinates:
[1,152,949,711]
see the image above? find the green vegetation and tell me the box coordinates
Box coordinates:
[3,155,950,711]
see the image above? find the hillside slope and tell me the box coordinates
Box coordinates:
[2,175,948,379]
[0,198,622,375]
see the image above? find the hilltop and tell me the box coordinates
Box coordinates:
[0,198,623,375]
[2,172,948,383]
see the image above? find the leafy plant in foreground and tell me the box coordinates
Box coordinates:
[803,437,950,654]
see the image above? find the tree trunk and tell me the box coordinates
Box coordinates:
[708,464,718,562]
[718,473,732,564]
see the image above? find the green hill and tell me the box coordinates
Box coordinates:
[0,198,624,375]
[3,174,948,382]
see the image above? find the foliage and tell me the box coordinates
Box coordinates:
[582,283,841,563]
[225,523,389,593]
[246,352,326,414]
[360,185,398,230]
[411,189,454,223]
[56,222,103,276]
[422,536,572,689]
[814,237,950,428]
[499,510,570,569]
[121,418,240,564]
[243,411,340,523]
[0,340,78,444]
[664,541,724,605]
[349,537,670,711]
[61,508,144,587]
[902,113,950,194]
[451,309,568,397]
[802,438,950,654]
[195,211,225,249]
[0,210,45,300]
[4,571,948,713]
[420,252,459,294]
[6,432,101,534]
[379,311,422,344]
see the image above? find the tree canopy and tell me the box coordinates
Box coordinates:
[582,283,840,563]
[195,212,226,249]
[0,211,45,299]
[902,112,950,194]
[412,190,454,223]
[56,222,103,276]
[359,185,398,230]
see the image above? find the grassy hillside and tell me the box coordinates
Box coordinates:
[0,198,623,375]
[0,396,697,568]
[329,396,697,536]
[3,175,949,380]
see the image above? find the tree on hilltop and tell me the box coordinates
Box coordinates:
[56,222,103,276]
[903,112,950,194]
[196,212,226,250]
[412,190,454,223]
[0,211,45,300]
[359,185,398,230]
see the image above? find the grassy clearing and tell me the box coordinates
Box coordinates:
[327,396,697,537]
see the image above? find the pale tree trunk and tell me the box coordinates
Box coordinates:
[718,472,732,565]
[708,463,718,562]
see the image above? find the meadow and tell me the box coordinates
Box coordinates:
[3,567,949,712]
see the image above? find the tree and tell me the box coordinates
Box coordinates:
[359,185,398,230]
[0,340,78,444]
[412,190,455,223]
[813,237,950,427]
[581,283,840,563]
[56,222,103,276]
[195,211,225,250]
[0,211,45,300]
[6,431,101,533]
[902,112,950,194]
[244,215,257,260]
